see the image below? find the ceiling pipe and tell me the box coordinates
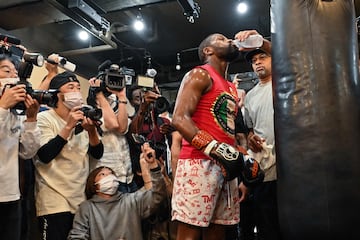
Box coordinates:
[59,45,114,56]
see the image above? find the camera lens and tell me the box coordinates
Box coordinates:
[154,96,170,114]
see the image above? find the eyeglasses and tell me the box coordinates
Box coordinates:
[250,53,269,64]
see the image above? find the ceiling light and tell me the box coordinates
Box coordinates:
[133,19,145,31]
[78,30,89,41]
[176,53,181,70]
[133,8,145,32]
[146,57,157,77]
[237,2,248,14]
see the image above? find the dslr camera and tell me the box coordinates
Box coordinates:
[74,105,103,135]
[0,34,58,113]
[131,133,167,160]
[13,53,58,112]
[136,71,170,115]
[80,105,102,122]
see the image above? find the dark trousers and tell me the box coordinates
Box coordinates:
[252,180,281,240]
[0,199,22,240]
[38,212,74,240]
[239,193,257,240]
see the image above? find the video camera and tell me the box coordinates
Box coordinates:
[95,60,135,95]
[0,34,58,113]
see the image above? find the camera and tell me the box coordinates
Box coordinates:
[12,52,55,112]
[8,81,59,112]
[154,96,170,115]
[80,105,102,122]
[45,56,76,72]
[131,133,167,159]
[233,72,259,93]
[96,60,135,95]
[0,33,57,113]
[74,105,103,135]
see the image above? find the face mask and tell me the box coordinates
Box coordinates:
[63,91,83,109]
[0,78,19,96]
[95,174,119,195]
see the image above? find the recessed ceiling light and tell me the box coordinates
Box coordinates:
[133,18,145,31]
[78,30,89,41]
[237,2,248,14]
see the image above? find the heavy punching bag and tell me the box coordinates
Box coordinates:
[271,0,360,239]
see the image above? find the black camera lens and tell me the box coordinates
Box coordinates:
[31,89,58,107]
[154,96,170,115]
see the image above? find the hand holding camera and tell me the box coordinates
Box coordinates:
[74,105,103,135]
[141,142,158,169]
[0,84,26,109]
[24,93,40,121]
[65,106,86,130]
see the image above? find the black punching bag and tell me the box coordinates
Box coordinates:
[272,0,360,239]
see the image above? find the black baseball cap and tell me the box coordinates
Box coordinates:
[49,71,79,90]
[244,48,270,63]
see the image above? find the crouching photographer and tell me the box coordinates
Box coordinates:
[87,60,138,193]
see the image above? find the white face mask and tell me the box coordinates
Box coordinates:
[95,174,119,195]
[0,78,19,96]
[63,91,83,109]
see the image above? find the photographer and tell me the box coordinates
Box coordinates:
[67,143,166,240]
[127,84,174,184]
[127,84,176,240]
[87,77,137,193]
[33,71,104,239]
[0,55,41,240]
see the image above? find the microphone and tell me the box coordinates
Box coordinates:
[97,60,112,71]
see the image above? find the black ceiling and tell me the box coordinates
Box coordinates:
[0,0,359,87]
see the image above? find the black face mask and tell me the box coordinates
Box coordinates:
[223,44,240,62]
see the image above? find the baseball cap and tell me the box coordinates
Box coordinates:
[244,48,270,64]
[49,71,79,90]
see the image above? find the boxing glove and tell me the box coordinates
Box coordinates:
[191,130,264,182]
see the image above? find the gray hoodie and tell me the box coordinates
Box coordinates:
[68,169,166,240]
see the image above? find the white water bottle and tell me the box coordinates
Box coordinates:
[233,34,263,49]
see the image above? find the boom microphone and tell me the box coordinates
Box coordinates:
[98,60,112,71]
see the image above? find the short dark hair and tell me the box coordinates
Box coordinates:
[126,85,143,102]
[85,166,116,199]
[0,54,16,66]
[198,34,216,63]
